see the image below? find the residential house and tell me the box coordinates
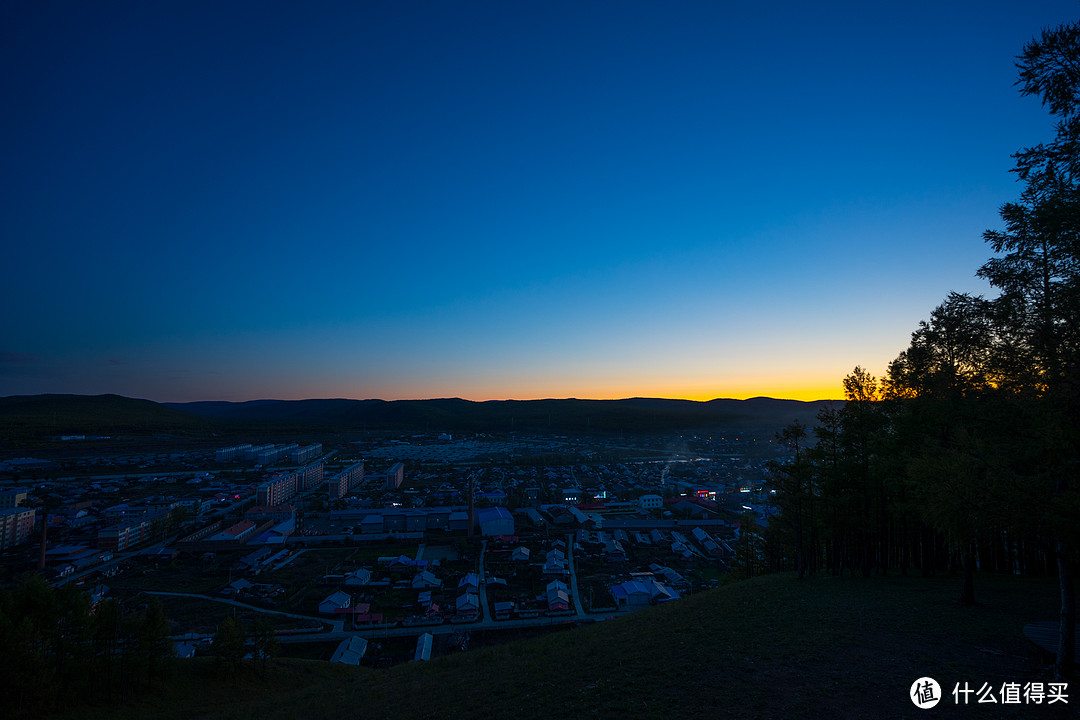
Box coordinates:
[649,579,680,603]
[458,571,480,594]
[670,541,697,559]
[649,563,689,591]
[542,505,575,526]
[691,526,723,556]
[225,577,253,595]
[319,590,352,614]
[609,580,653,608]
[493,601,514,620]
[412,570,441,589]
[546,579,571,612]
[330,636,368,665]
[603,538,627,562]
[456,592,480,615]
[543,548,568,575]
[343,568,372,586]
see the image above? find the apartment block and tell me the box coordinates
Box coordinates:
[291,443,323,464]
[0,507,36,549]
[301,462,325,490]
[97,513,166,553]
[0,487,29,508]
[257,471,299,506]
[385,462,404,490]
[215,444,252,462]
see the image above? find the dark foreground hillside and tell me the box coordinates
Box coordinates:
[58,573,1074,720]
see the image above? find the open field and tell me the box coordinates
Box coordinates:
[153,595,317,635]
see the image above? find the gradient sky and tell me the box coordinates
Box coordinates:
[3,1,1078,403]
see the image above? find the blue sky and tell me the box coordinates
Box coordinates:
[3,1,1078,402]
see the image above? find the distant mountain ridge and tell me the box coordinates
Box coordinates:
[166,396,838,433]
[0,394,840,438]
[0,393,212,439]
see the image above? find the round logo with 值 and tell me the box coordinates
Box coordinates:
[910,677,941,709]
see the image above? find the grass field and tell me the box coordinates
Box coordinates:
[107,557,240,596]
[153,595,318,636]
[56,571,1076,720]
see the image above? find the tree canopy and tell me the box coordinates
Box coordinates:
[764,17,1080,681]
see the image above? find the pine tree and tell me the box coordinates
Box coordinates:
[978,20,1080,679]
[212,616,247,677]
[135,598,174,688]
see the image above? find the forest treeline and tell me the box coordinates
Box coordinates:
[0,576,174,716]
[758,21,1080,680]
[0,576,278,718]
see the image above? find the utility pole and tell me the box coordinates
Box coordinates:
[38,516,48,571]
[467,472,477,537]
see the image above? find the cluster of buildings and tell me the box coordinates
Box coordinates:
[1,446,403,580]
[215,443,323,465]
[257,462,327,505]
[322,504,515,539]
[177,505,297,550]
[355,461,404,492]
[0,425,782,662]
[574,521,733,564]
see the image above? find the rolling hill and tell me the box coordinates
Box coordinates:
[166,396,836,434]
[0,394,839,440]
[0,393,211,440]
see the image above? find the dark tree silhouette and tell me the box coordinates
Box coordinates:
[979,19,1080,679]
[212,616,247,677]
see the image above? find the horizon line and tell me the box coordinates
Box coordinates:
[3,392,847,404]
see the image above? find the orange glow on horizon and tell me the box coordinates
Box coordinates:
[367,381,848,404]
[253,370,863,405]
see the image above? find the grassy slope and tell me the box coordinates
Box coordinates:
[62,572,1075,720]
